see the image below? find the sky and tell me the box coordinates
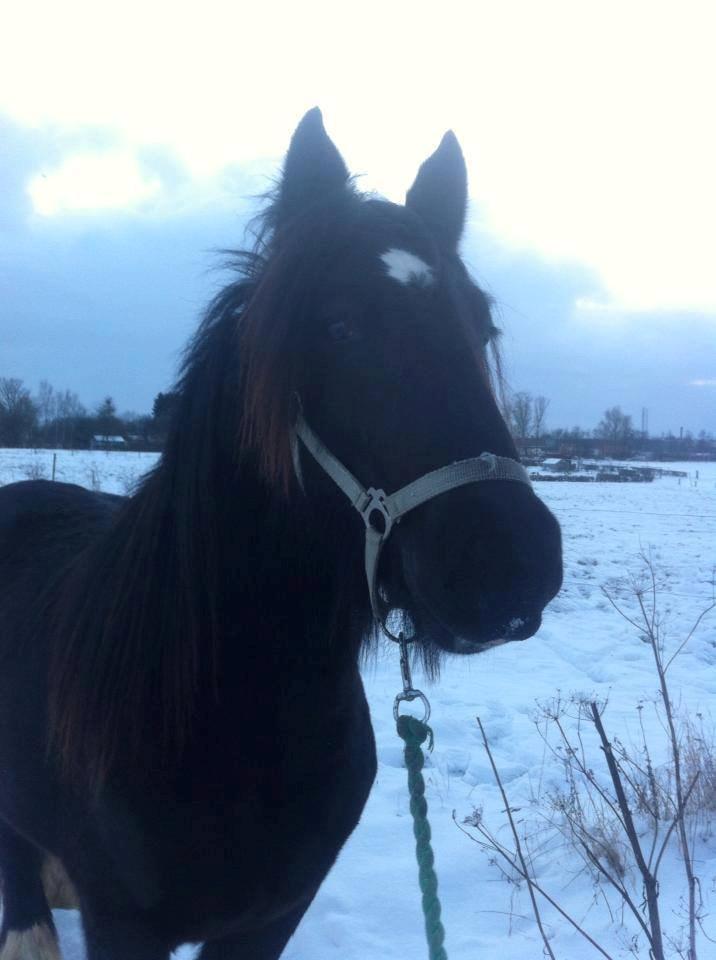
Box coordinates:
[1,0,715,435]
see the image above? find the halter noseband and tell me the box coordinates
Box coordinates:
[292,405,531,642]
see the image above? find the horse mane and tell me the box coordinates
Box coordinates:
[47,196,333,789]
[48,271,256,788]
[47,185,502,790]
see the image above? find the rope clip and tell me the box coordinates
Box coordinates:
[393,632,431,724]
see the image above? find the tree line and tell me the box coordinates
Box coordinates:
[1,376,714,459]
[0,377,177,451]
[503,391,714,460]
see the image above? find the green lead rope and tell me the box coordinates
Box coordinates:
[396,714,448,960]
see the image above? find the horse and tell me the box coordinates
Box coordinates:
[0,108,562,960]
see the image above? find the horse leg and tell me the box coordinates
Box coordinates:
[40,856,79,911]
[80,905,170,960]
[0,823,60,960]
[196,903,309,960]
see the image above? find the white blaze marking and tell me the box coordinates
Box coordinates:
[381,248,434,286]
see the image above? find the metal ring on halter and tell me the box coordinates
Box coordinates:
[393,689,431,724]
[357,487,394,538]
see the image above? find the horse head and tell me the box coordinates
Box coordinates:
[240,109,563,659]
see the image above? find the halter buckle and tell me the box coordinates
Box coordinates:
[357,487,394,538]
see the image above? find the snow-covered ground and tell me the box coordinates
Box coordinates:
[1,450,714,959]
[0,447,157,495]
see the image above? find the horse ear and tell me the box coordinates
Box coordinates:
[276,108,350,224]
[406,131,467,250]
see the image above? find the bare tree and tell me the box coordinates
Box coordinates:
[0,377,38,447]
[532,395,550,439]
[595,406,633,443]
[510,391,533,440]
[0,378,26,410]
[54,389,86,448]
[56,389,84,421]
[595,406,634,457]
[36,380,57,427]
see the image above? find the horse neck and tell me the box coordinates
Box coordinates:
[151,419,370,674]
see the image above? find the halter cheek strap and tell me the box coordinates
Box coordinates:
[292,410,531,642]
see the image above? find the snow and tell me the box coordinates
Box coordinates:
[1,450,715,958]
[0,447,157,495]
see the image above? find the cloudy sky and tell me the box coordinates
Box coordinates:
[2,1,714,434]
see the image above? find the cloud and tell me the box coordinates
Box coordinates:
[28,151,162,216]
[463,229,716,434]
[0,115,266,235]
[2,3,716,314]
[0,118,260,412]
[690,379,716,388]
[2,205,248,412]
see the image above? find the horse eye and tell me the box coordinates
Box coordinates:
[328,320,358,342]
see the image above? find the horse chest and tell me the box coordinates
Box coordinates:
[93,689,377,943]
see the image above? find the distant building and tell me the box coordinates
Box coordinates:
[542,457,574,473]
[91,435,126,450]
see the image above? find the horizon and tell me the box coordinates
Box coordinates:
[2,373,712,446]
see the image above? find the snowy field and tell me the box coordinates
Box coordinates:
[0,447,158,495]
[1,449,715,959]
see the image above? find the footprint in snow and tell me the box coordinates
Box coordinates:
[463,756,527,787]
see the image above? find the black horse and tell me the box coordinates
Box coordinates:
[0,110,562,960]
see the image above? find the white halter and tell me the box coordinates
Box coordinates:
[292,407,531,642]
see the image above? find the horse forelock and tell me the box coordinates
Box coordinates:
[235,200,361,496]
[237,272,302,497]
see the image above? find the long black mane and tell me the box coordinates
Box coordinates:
[48,191,381,788]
